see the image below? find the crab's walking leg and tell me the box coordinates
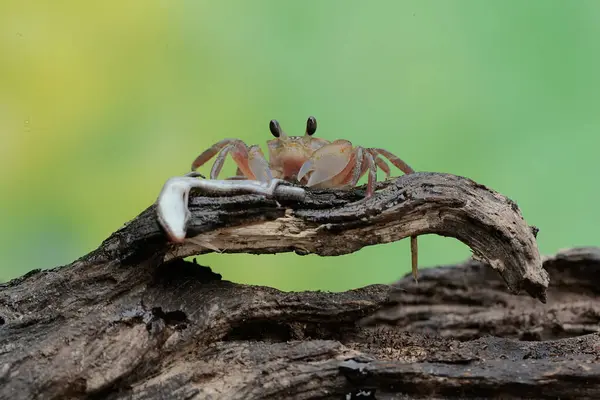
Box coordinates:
[363,150,378,197]
[191,139,241,172]
[410,236,418,282]
[371,148,419,282]
[349,147,364,186]
[374,156,391,178]
[246,145,273,183]
[371,148,415,174]
[210,144,233,179]
[156,176,305,243]
[191,139,274,184]
[364,149,419,281]
[362,149,419,282]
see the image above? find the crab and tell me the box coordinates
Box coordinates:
[188,116,419,280]
[191,116,415,197]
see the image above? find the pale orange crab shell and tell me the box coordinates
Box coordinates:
[266,133,330,182]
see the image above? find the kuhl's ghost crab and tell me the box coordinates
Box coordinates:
[191,116,415,195]
[156,116,419,280]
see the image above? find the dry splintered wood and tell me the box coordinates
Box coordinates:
[0,171,581,400]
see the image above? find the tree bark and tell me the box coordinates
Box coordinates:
[2,172,596,400]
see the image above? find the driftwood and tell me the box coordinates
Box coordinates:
[0,172,597,399]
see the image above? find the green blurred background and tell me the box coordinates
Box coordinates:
[1,1,598,291]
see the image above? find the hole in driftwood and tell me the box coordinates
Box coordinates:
[0,315,5,325]
[150,307,189,330]
[224,320,293,342]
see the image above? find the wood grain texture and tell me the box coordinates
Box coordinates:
[0,172,580,400]
[93,172,548,301]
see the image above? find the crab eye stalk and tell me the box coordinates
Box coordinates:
[306,116,317,136]
[269,119,282,138]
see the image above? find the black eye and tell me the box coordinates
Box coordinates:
[306,116,317,136]
[269,119,281,138]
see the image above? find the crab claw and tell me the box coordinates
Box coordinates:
[296,159,314,183]
[247,145,274,183]
[297,140,357,188]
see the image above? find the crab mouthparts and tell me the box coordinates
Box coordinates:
[280,157,308,181]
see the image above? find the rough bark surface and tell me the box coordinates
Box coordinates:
[94,172,548,301]
[1,172,596,400]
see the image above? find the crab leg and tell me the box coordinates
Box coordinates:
[363,151,378,197]
[156,174,305,243]
[347,148,382,195]
[371,154,419,282]
[368,149,419,281]
[191,139,274,183]
[374,156,391,178]
[191,139,241,172]
[348,147,364,186]
[410,236,418,282]
[210,144,233,179]
[246,145,273,183]
[370,148,415,175]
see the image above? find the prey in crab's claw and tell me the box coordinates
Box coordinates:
[156,172,306,242]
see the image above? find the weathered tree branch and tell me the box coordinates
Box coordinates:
[3,172,588,400]
[93,172,548,301]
